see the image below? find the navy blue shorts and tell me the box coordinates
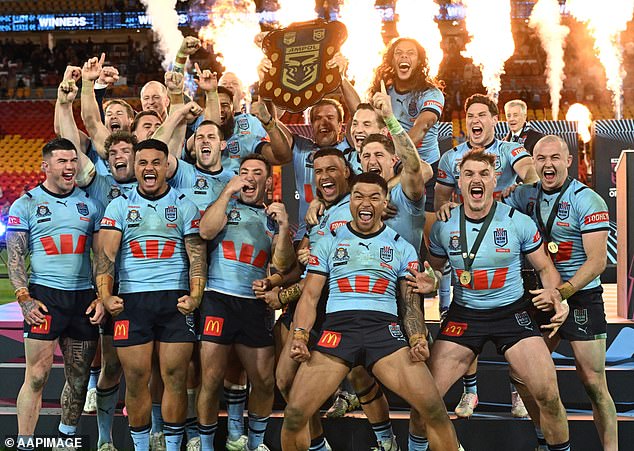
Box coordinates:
[24,284,99,341]
[112,290,197,347]
[312,310,408,369]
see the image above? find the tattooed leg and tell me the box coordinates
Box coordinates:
[17,338,58,435]
[59,336,98,426]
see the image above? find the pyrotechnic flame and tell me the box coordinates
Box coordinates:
[566,103,592,143]
[462,0,515,100]
[276,0,317,27]
[198,0,262,88]
[395,0,443,79]
[140,0,183,70]
[567,0,634,119]
[529,0,569,121]
[339,0,385,96]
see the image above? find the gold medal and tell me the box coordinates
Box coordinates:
[548,242,559,254]
[460,271,472,285]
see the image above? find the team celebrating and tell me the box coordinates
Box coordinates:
[6,32,616,451]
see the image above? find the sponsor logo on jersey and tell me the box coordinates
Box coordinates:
[408,98,418,117]
[423,99,443,110]
[236,117,249,131]
[511,146,526,157]
[31,315,52,334]
[584,211,609,225]
[557,201,570,220]
[191,219,200,229]
[227,209,241,224]
[318,330,341,348]
[226,140,240,155]
[75,202,89,216]
[101,217,116,227]
[36,205,51,217]
[108,186,122,200]
[165,206,178,222]
[126,209,142,223]
[407,261,419,271]
[194,177,209,190]
[203,316,224,336]
[449,235,460,251]
[437,168,448,179]
[493,228,508,247]
[113,320,129,340]
[380,246,393,263]
[330,220,347,232]
[308,255,319,266]
[532,230,541,243]
[333,247,349,262]
[8,215,20,226]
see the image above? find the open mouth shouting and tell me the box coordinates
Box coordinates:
[353,133,367,148]
[109,120,121,131]
[397,61,411,77]
[542,168,556,183]
[61,171,75,183]
[142,172,157,188]
[470,125,483,141]
[367,165,382,176]
[320,179,337,198]
[357,208,374,224]
[469,184,484,200]
[113,161,128,174]
[242,183,256,195]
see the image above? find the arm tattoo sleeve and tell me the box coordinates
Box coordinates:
[398,279,427,338]
[185,234,208,281]
[392,131,421,172]
[280,283,302,305]
[7,231,29,290]
[94,248,115,298]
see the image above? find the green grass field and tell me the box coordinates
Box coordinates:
[0,249,15,305]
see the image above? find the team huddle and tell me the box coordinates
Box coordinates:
[6,35,616,451]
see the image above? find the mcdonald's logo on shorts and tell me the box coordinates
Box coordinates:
[441,321,468,337]
[318,330,341,348]
[113,320,129,341]
[203,316,224,336]
[31,315,52,334]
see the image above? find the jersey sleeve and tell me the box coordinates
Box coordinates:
[7,195,30,232]
[168,160,194,188]
[575,188,610,234]
[397,240,420,279]
[306,233,332,276]
[436,151,455,187]
[100,198,125,231]
[420,88,444,119]
[428,220,448,258]
[92,199,106,233]
[516,211,543,254]
[502,184,529,211]
[391,183,424,214]
[182,198,202,236]
[507,142,531,166]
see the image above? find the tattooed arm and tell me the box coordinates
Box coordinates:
[7,230,47,325]
[398,278,430,362]
[178,234,208,314]
[94,228,123,316]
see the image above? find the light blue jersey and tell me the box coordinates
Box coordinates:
[437,139,530,198]
[8,185,104,290]
[292,134,348,240]
[84,173,137,208]
[88,142,111,176]
[384,183,425,253]
[207,199,278,298]
[100,186,200,294]
[388,85,444,164]
[168,160,233,213]
[306,194,351,244]
[429,202,542,310]
[504,178,609,290]
[307,223,419,316]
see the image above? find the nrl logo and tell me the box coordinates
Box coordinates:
[260,19,347,112]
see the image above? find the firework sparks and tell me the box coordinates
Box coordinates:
[395,0,443,79]
[462,0,515,100]
[566,103,593,143]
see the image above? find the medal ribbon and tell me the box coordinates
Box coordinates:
[535,177,572,244]
[459,202,498,288]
